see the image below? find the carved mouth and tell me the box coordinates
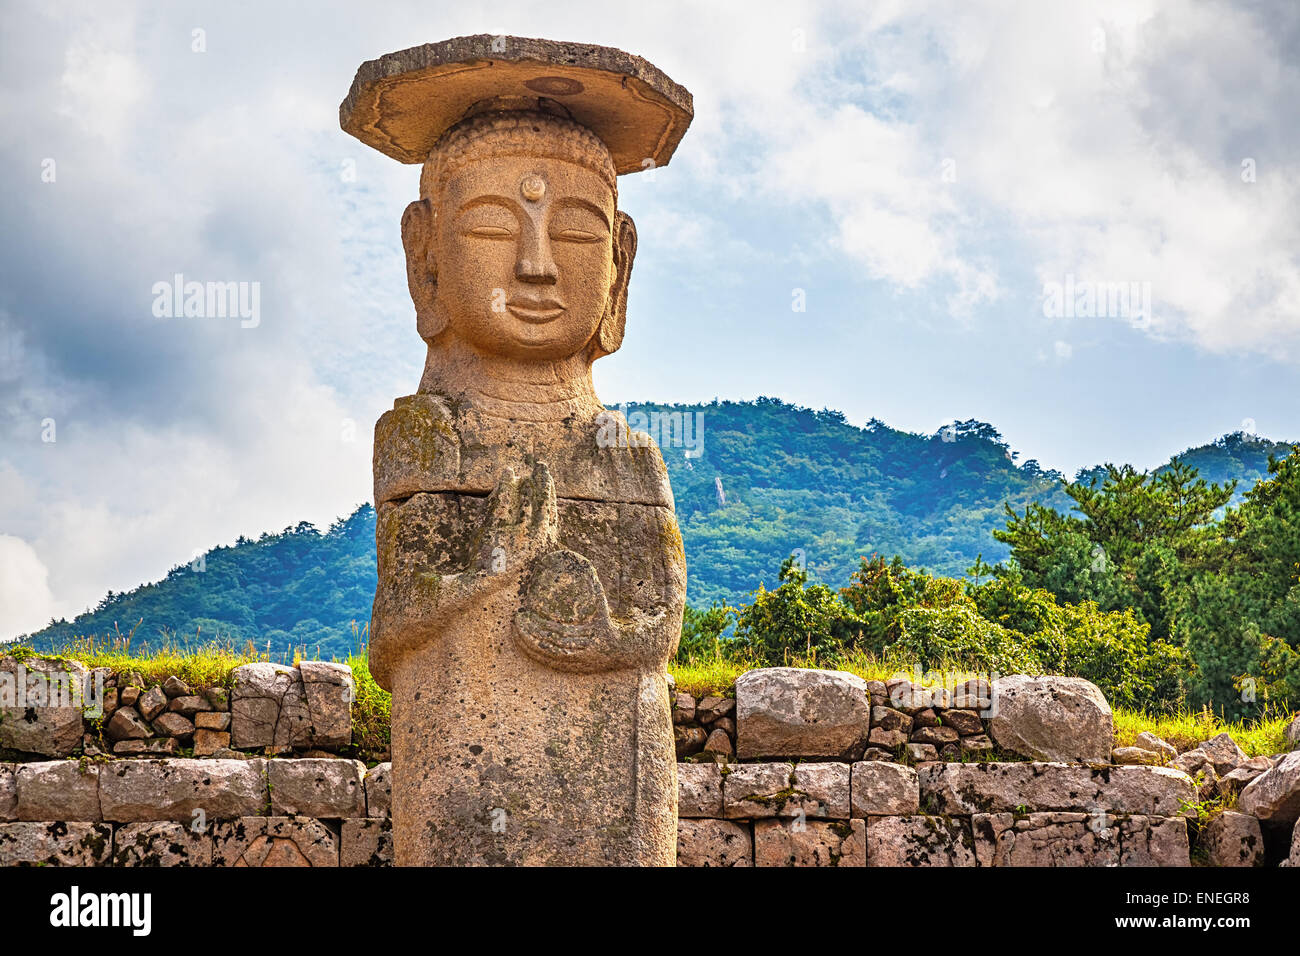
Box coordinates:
[506,299,565,323]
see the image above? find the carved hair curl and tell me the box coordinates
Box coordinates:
[419,110,618,202]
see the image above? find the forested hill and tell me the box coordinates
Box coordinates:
[644,401,1070,607]
[635,401,1287,607]
[16,399,1293,659]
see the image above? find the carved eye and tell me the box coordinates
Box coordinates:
[550,228,601,244]
[465,225,514,239]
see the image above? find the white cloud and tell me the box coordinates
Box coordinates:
[57,12,148,144]
[0,535,57,637]
[636,1,1299,349]
[822,0,1300,352]
[1,0,1297,636]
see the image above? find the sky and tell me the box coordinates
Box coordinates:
[1,0,1297,637]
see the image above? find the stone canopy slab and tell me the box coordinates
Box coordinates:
[340,34,693,173]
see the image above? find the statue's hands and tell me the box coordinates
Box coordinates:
[513,550,629,672]
[368,462,557,689]
[512,546,675,673]
[485,464,662,672]
[474,461,559,577]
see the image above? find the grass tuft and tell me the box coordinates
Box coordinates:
[6,629,393,764]
[10,635,1292,762]
[1112,705,1291,758]
[672,650,1296,758]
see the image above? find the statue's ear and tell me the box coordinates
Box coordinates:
[402,199,445,342]
[595,211,637,357]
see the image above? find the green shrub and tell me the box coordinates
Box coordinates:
[732,559,862,665]
[888,604,1040,674]
[675,602,737,661]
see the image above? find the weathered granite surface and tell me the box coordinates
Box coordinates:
[918,762,1195,816]
[987,675,1113,763]
[347,36,693,865]
[735,667,871,759]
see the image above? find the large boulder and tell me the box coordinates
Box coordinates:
[99,758,268,822]
[0,657,90,757]
[230,662,353,750]
[987,675,1112,763]
[735,667,871,760]
[1238,751,1300,824]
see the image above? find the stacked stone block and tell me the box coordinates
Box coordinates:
[0,657,356,761]
[0,758,393,867]
[2,661,1297,866]
[675,758,1198,866]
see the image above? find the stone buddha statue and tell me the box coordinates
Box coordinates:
[341,37,693,865]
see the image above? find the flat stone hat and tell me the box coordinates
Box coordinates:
[340,35,693,175]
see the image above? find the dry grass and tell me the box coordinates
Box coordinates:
[1113,705,1292,758]
[11,638,1291,761]
[10,634,263,689]
[672,650,1296,757]
[669,647,989,698]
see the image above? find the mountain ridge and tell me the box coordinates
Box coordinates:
[14,398,1294,659]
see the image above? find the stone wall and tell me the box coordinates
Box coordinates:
[0,657,357,760]
[3,658,1298,866]
[3,754,1297,867]
[0,757,392,866]
[678,760,1197,866]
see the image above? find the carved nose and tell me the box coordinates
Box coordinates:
[516,233,558,284]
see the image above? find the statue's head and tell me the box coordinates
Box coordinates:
[402,109,636,363]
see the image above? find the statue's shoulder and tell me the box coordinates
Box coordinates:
[373,393,462,507]
[555,408,674,508]
[373,396,675,510]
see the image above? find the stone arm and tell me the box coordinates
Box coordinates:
[368,461,558,688]
[370,454,684,684]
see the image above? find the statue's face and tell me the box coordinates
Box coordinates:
[433,153,616,360]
